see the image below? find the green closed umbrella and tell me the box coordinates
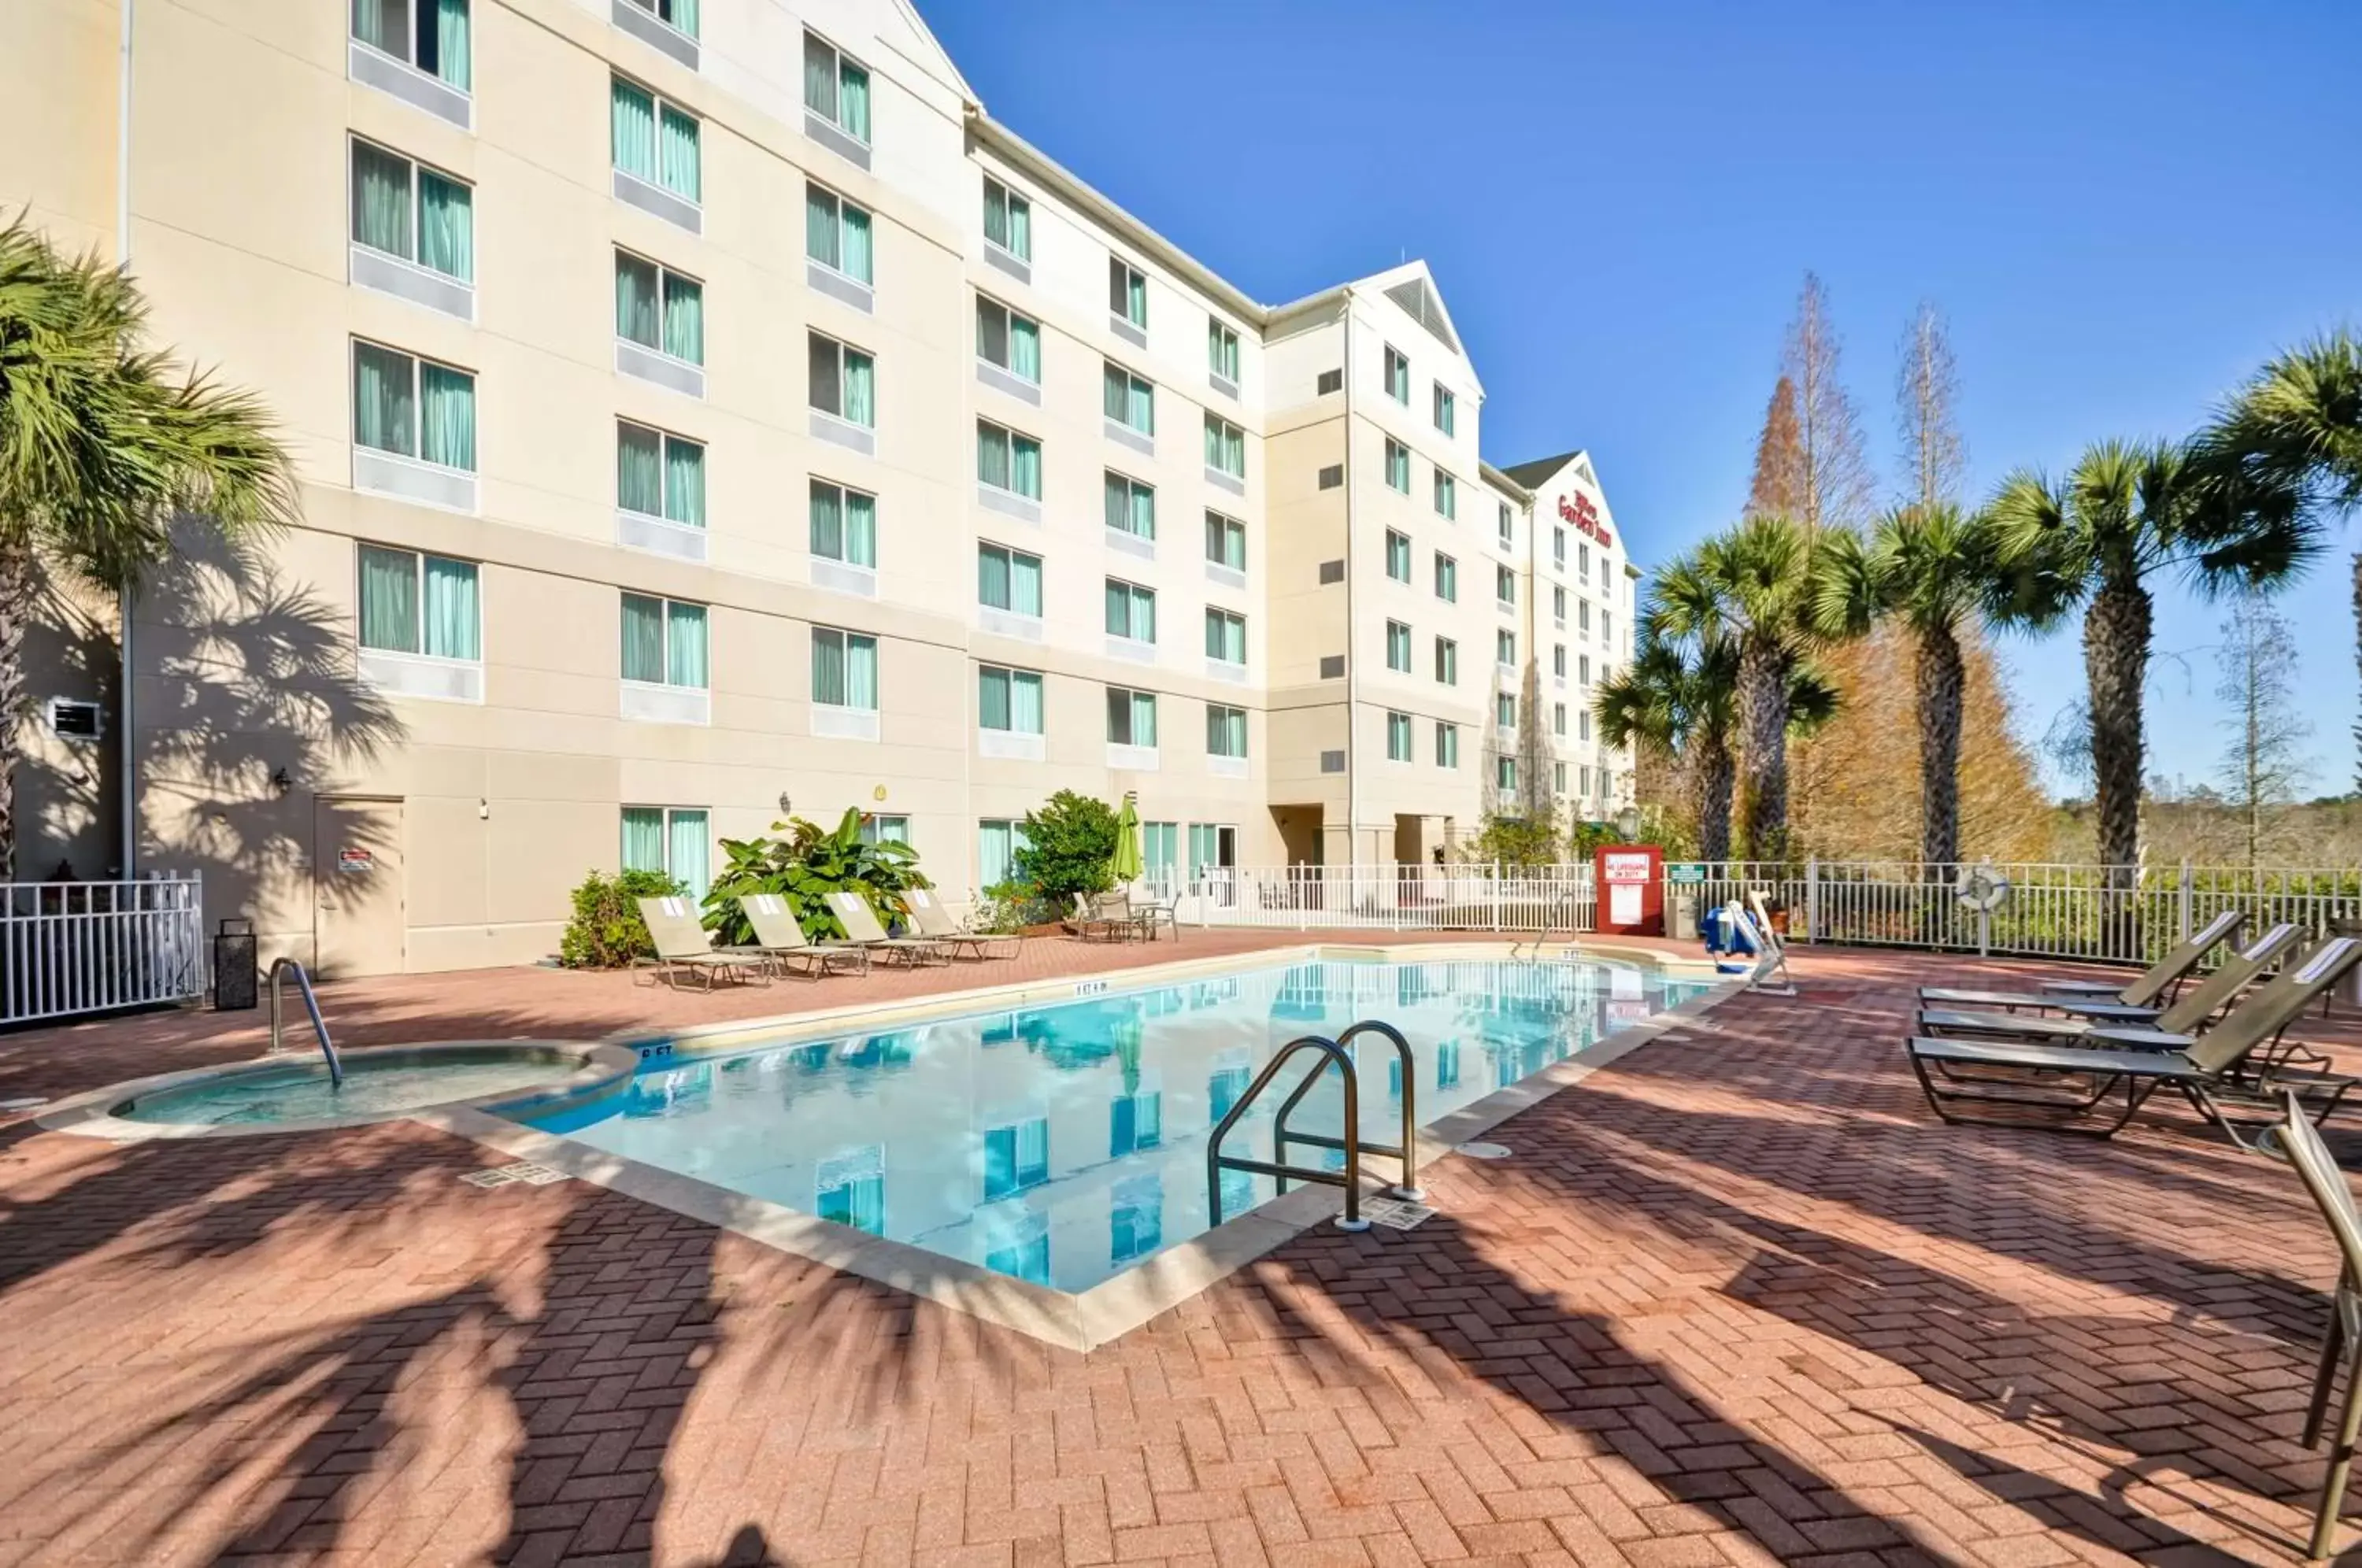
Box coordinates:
[1110,795,1143,885]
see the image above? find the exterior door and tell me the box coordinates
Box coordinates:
[313,796,406,977]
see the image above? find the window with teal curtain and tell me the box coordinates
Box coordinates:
[620,807,667,873]
[663,437,703,527]
[1205,611,1244,664]
[805,185,839,270]
[976,542,1009,608]
[1220,707,1247,756]
[617,422,662,516]
[658,105,700,202]
[982,1117,1048,1199]
[352,342,415,457]
[1206,417,1243,477]
[1008,314,1039,382]
[1010,435,1040,498]
[976,424,1009,490]
[352,0,402,56]
[421,556,479,659]
[1005,196,1030,260]
[616,252,659,346]
[837,61,870,141]
[612,79,657,180]
[357,545,419,653]
[1101,365,1124,422]
[839,205,872,284]
[665,602,707,688]
[666,809,709,900]
[845,634,877,708]
[1101,473,1126,534]
[843,490,876,566]
[811,628,846,705]
[1009,671,1042,734]
[1387,712,1412,761]
[350,141,413,258]
[1142,822,1175,875]
[432,0,469,87]
[840,349,873,427]
[1385,439,1409,492]
[979,820,1029,890]
[1121,268,1146,327]
[663,0,697,39]
[416,172,471,280]
[802,33,837,120]
[417,362,474,471]
[809,481,842,559]
[661,273,702,364]
[1435,472,1456,519]
[978,666,1011,730]
[1131,691,1157,747]
[620,593,666,682]
[1129,379,1153,435]
[1009,551,1041,615]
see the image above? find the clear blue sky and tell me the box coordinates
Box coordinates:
[922,0,2362,800]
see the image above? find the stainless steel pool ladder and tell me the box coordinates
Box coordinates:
[1515,886,1583,962]
[1206,1020,1423,1233]
[267,956,343,1087]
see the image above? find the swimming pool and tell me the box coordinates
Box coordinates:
[513,955,1709,1294]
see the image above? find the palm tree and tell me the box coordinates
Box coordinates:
[1647,513,1853,861]
[1816,503,2052,870]
[1986,438,2308,883]
[0,217,297,875]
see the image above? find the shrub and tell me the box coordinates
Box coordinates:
[1009,790,1120,910]
[1459,808,1565,869]
[972,880,1046,933]
[702,807,931,945]
[559,867,684,968]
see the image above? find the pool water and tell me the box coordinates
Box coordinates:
[517,957,1706,1293]
[121,1054,583,1126]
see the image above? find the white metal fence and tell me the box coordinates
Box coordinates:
[1164,866,1597,934]
[2,876,207,1025]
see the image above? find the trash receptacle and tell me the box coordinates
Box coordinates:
[213,918,257,1011]
[1671,892,1699,942]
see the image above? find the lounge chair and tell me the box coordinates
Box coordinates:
[1917,922,2304,1045]
[824,890,951,966]
[900,887,1020,960]
[636,897,772,990]
[1735,893,1796,997]
[2257,1091,2362,1560]
[1918,908,2244,1014]
[740,893,870,978]
[1904,935,2362,1145]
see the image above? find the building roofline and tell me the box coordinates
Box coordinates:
[1479,460,1532,504]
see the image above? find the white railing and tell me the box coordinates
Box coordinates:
[2,875,206,1024]
[1168,865,1597,934]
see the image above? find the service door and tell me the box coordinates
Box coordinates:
[313,796,406,977]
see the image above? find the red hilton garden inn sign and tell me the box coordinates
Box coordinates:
[1557,491,1612,549]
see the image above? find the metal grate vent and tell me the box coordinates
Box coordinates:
[1320,749,1346,773]
[1318,654,1346,679]
[1318,560,1346,584]
[1383,278,1461,354]
[1318,464,1344,490]
[1316,368,1342,395]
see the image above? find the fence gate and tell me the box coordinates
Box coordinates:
[2,876,206,1025]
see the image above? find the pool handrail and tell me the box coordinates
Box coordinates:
[1515,886,1583,962]
[267,956,343,1088]
[1206,1034,1372,1232]
[1272,1019,1423,1203]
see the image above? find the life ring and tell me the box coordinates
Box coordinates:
[1956,863,2011,912]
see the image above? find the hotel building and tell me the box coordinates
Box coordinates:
[5,0,1639,974]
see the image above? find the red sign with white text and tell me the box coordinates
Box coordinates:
[1593,844,1662,936]
[1557,492,1612,549]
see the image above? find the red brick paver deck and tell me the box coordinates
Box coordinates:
[2,945,2356,1566]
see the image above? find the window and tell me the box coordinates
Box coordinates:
[979,818,1031,890]
[808,332,873,426]
[1206,703,1247,758]
[1553,585,1567,625]
[357,544,479,660]
[1497,693,1516,729]
[350,139,472,282]
[1553,526,1567,568]
[1498,501,1513,547]
[1142,822,1179,879]
[809,479,876,567]
[616,250,703,364]
[977,542,1043,616]
[1384,439,1410,494]
[1385,621,1412,672]
[1205,512,1246,571]
[983,177,1031,261]
[1580,653,1591,686]
[1106,686,1157,746]
[1383,345,1409,404]
[1203,416,1245,479]
[1604,608,1615,645]
[620,805,709,900]
[620,0,694,35]
[620,593,706,688]
[611,77,698,202]
[1553,701,1567,736]
[976,420,1043,500]
[1497,630,1516,668]
[1109,258,1148,328]
[1554,762,1568,795]
[1497,756,1516,791]
[1434,553,1457,602]
[1209,321,1239,381]
[352,341,475,470]
[1496,565,1516,606]
[1103,363,1154,435]
[1111,1089,1163,1156]
[1104,472,1155,539]
[353,0,469,89]
[1205,608,1246,665]
[1580,765,1594,797]
[1386,712,1413,762]
[805,183,874,284]
[816,1147,885,1234]
[1435,637,1457,686]
[1435,722,1459,768]
[811,627,879,710]
[1105,579,1157,643]
[1579,542,1592,582]
[1553,644,1567,679]
[982,1117,1049,1200]
[978,665,1044,734]
[803,32,872,144]
[618,421,705,528]
[1434,471,1456,520]
[975,297,1041,384]
[859,815,909,849]
[1433,383,1455,435]
[1384,530,1411,582]
[1579,599,1593,634]
[1580,709,1593,741]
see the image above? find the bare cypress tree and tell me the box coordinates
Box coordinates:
[2214,592,2312,865]
[1745,376,1806,519]
[1896,301,1967,513]
[1779,273,1875,532]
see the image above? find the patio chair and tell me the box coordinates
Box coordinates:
[1918,908,2245,1014]
[824,890,952,966]
[740,893,870,978]
[1066,892,1123,941]
[2258,1090,2362,1561]
[1131,886,1180,942]
[1903,935,2362,1145]
[900,887,1020,960]
[1917,923,2304,1045]
[1092,889,1150,941]
[635,897,772,991]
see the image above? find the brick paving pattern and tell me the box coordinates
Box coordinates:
[2,944,2358,1565]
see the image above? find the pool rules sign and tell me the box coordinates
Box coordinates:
[1594,843,1664,937]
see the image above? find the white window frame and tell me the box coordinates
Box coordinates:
[805,180,873,287]
[1384,619,1412,674]
[983,176,1031,264]
[810,625,879,712]
[976,295,1039,384]
[1384,530,1412,584]
[1383,345,1409,405]
[807,330,875,427]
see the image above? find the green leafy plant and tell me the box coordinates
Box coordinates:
[1459,807,1565,869]
[558,867,684,968]
[1006,790,1120,909]
[701,808,930,945]
[971,882,1040,934]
